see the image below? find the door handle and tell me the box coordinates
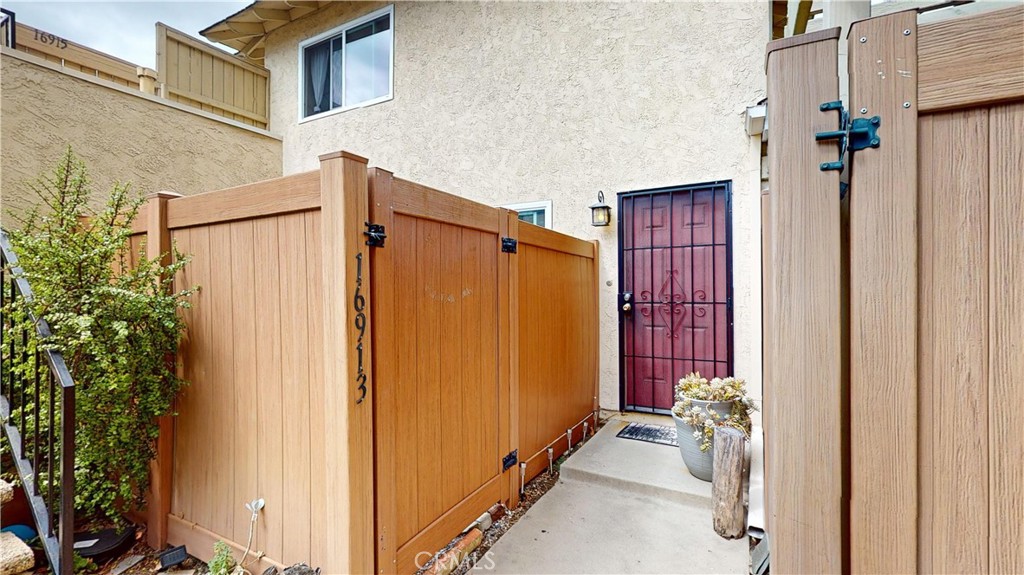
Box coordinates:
[621,292,633,314]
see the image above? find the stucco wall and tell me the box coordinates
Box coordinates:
[266,1,767,410]
[0,51,283,224]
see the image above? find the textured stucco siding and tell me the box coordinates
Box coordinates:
[0,52,282,224]
[267,1,767,409]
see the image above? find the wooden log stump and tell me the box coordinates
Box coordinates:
[712,426,746,539]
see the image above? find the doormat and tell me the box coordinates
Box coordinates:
[616,422,678,447]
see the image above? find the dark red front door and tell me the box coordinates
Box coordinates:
[618,183,733,412]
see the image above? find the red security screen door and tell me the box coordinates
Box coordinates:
[618,183,733,412]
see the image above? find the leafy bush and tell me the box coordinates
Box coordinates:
[208,541,236,575]
[3,148,195,522]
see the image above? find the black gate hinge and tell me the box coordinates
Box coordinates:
[501,237,517,254]
[364,222,386,247]
[815,100,881,174]
[502,450,518,472]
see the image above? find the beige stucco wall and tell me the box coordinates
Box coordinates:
[266,1,767,410]
[0,50,283,224]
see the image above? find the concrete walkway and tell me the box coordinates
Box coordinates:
[475,416,748,574]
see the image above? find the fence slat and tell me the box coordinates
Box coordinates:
[847,12,918,574]
[988,101,1024,575]
[764,27,843,574]
[368,168,399,574]
[921,108,991,575]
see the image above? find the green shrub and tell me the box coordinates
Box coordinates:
[3,148,195,522]
[208,541,236,575]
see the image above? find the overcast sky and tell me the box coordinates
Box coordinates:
[3,1,250,68]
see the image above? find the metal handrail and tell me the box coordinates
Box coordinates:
[0,229,75,575]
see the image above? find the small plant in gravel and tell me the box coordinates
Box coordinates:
[3,148,195,523]
[208,542,237,575]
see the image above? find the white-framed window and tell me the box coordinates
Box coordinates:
[298,5,394,122]
[504,200,553,229]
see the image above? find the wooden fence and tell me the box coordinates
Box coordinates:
[156,24,270,129]
[13,22,140,88]
[763,6,1024,573]
[130,153,598,574]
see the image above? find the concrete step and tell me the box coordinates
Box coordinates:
[559,415,714,509]
[0,531,34,575]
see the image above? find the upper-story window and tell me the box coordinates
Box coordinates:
[299,5,393,120]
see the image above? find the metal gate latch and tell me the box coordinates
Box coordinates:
[364,222,386,247]
[815,100,881,172]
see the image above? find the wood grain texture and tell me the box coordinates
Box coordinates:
[517,239,597,486]
[166,171,320,230]
[764,26,841,71]
[278,212,312,564]
[372,172,515,572]
[169,227,194,521]
[518,222,595,259]
[228,219,258,548]
[318,152,375,574]
[206,222,235,538]
[765,30,843,574]
[395,478,500,575]
[847,12,918,574]
[918,108,989,574]
[253,216,284,562]
[759,189,772,528]
[369,169,399,574]
[918,5,1024,112]
[987,102,1024,574]
[156,23,270,128]
[391,178,501,234]
[500,211,515,506]
[916,114,936,575]
[304,210,327,570]
[712,427,746,539]
[144,191,181,550]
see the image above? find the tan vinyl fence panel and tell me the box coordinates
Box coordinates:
[157,24,270,129]
[161,172,324,571]
[517,224,599,485]
[765,6,1024,573]
[139,155,598,574]
[13,22,139,88]
[370,171,509,575]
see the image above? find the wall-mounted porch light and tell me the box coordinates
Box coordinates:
[590,191,611,227]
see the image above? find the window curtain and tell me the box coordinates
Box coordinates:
[308,42,330,113]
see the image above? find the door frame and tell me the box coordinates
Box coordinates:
[616,181,735,413]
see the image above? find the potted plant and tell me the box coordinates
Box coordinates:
[671,372,756,482]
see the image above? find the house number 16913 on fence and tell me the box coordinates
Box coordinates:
[353,252,367,404]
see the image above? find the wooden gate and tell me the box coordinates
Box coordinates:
[764,5,1024,573]
[369,170,512,574]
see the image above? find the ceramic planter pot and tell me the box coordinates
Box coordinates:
[672,398,735,482]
